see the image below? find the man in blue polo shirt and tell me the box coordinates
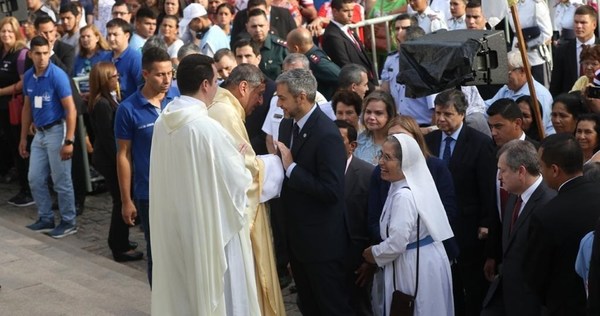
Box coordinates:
[115,47,179,285]
[19,36,78,239]
[105,18,143,100]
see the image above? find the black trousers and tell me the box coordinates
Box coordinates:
[290,253,355,316]
[95,163,130,254]
[0,108,29,192]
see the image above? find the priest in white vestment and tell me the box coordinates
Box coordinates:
[208,64,286,316]
[363,134,454,316]
[149,54,261,316]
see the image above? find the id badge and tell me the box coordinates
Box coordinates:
[34,96,43,109]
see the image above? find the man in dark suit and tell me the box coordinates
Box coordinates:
[321,0,377,88]
[230,0,297,46]
[275,69,353,315]
[484,98,540,272]
[524,133,600,315]
[336,120,374,315]
[550,5,598,96]
[481,140,556,316]
[424,88,496,316]
[486,98,540,149]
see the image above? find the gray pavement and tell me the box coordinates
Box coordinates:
[0,182,300,315]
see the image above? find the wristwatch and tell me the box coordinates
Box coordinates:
[64,138,75,146]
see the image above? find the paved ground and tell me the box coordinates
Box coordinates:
[0,181,300,315]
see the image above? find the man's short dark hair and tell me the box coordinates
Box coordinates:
[247,0,267,9]
[331,90,362,116]
[247,8,267,19]
[394,13,417,26]
[136,6,157,21]
[487,98,523,121]
[335,119,357,143]
[142,47,171,70]
[232,38,261,56]
[575,5,598,21]
[434,89,468,115]
[106,18,133,36]
[540,133,583,175]
[466,0,482,9]
[59,2,79,16]
[177,54,216,96]
[30,36,50,49]
[34,15,55,29]
[331,0,354,11]
[112,0,132,12]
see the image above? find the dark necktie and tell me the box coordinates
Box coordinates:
[291,123,300,148]
[442,137,453,164]
[510,196,523,233]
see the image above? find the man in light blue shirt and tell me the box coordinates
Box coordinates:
[486,50,555,135]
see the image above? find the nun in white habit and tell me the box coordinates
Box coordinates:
[363,133,454,316]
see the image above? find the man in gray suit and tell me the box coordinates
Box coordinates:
[482,140,556,315]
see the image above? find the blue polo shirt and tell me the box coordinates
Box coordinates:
[114,86,179,200]
[23,62,72,127]
[106,46,143,100]
[74,49,112,77]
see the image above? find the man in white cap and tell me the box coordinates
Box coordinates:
[180,3,229,57]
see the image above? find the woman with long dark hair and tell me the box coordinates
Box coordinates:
[88,62,143,262]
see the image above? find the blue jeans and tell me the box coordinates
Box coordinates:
[135,199,152,286]
[28,123,76,225]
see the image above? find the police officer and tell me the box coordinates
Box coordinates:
[246,8,288,80]
[287,27,341,100]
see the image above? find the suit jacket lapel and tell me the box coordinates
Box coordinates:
[291,107,321,156]
[279,118,293,148]
[449,125,468,169]
[345,157,357,195]
[429,131,442,157]
[503,184,543,252]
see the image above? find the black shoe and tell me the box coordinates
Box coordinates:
[112,250,143,262]
[128,241,138,250]
[76,201,85,216]
[8,191,35,207]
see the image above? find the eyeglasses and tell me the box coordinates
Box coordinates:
[376,150,397,162]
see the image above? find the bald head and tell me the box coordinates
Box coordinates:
[286,27,314,53]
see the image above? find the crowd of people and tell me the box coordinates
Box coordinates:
[1,0,600,315]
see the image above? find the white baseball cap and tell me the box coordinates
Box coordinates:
[180,3,208,28]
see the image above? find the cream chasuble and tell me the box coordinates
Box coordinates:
[149,96,260,315]
[208,88,286,316]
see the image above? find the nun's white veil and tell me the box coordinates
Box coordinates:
[393,133,454,242]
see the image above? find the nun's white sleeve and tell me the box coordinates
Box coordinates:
[371,188,418,267]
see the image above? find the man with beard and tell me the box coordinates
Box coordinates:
[179,3,229,57]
